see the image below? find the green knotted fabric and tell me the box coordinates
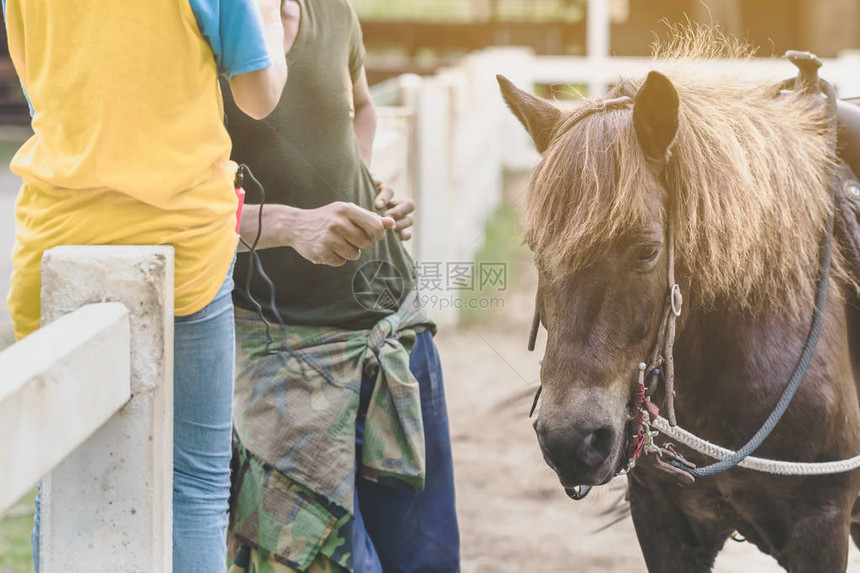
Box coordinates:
[230,293,433,570]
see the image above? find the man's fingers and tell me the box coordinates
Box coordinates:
[374,185,394,210]
[398,229,413,241]
[332,239,361,262]
[381,216,396,230]
[322,254,348,267]
[332,221,374,250]
[343,203,388,241]
[312,247,347,267]
[394,215,414,232]
[385,200,415,222]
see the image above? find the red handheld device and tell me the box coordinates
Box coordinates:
[235,167,247,233]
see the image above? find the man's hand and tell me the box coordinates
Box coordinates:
[291,202,395,266]
[373,178,415,241]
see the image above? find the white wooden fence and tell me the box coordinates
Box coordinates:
[0,246,174,572]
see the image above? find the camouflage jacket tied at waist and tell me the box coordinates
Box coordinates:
[233,292,434,514]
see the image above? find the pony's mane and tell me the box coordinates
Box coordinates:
[525,26,839,314]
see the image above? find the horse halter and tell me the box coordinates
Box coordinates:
[622,224,690,480]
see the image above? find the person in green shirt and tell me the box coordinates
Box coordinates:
[224,1,460,572]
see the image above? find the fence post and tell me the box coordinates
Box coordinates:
[409,72,461,326]
[486,47,540,172]
[38,246,174,573]
[586,0,611,96]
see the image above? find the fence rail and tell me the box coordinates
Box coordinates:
[0,303,131,515]
[529,52,860,98]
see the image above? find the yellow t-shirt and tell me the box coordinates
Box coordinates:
[4,0,265,339]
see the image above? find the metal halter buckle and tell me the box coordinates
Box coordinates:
[670,283,683,317]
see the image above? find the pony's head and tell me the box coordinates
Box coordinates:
[499,35,836,489]
[500,72,681,487]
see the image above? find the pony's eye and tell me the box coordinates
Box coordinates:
[636,244,661,265]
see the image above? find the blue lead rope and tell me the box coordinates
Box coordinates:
[671,200,834,479]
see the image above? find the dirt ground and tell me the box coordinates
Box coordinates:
[435,180,860,572]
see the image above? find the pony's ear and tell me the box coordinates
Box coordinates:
[497,74,563,153]
[633,71,679,161]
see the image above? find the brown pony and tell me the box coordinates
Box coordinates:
[499,31,860,572]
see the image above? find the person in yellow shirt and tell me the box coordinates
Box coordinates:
[2,0,286,571]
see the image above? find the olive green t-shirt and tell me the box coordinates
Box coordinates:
[224,0,415,330]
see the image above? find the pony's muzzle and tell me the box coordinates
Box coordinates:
[534,420,618,485]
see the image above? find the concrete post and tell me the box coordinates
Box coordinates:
[38,246,174,573]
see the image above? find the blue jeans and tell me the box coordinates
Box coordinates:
[33,261,236,573]
[355,330,461,573]
[171,261,236,572]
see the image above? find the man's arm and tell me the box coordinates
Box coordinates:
[238,202,395,266]
[229,0,287,119]
[353,67,377,166]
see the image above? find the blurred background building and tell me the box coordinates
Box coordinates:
[354,0,860,83]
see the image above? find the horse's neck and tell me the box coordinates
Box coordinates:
[846,300,860,398]
[668,293,856,443]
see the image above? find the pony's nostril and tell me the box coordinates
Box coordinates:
[579,427,615,468]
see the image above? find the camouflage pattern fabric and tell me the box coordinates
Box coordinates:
[229,440,353,571]
[229,539,347,573]
[230,293,434,571]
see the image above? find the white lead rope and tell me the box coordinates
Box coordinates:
[650,416,860,475]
